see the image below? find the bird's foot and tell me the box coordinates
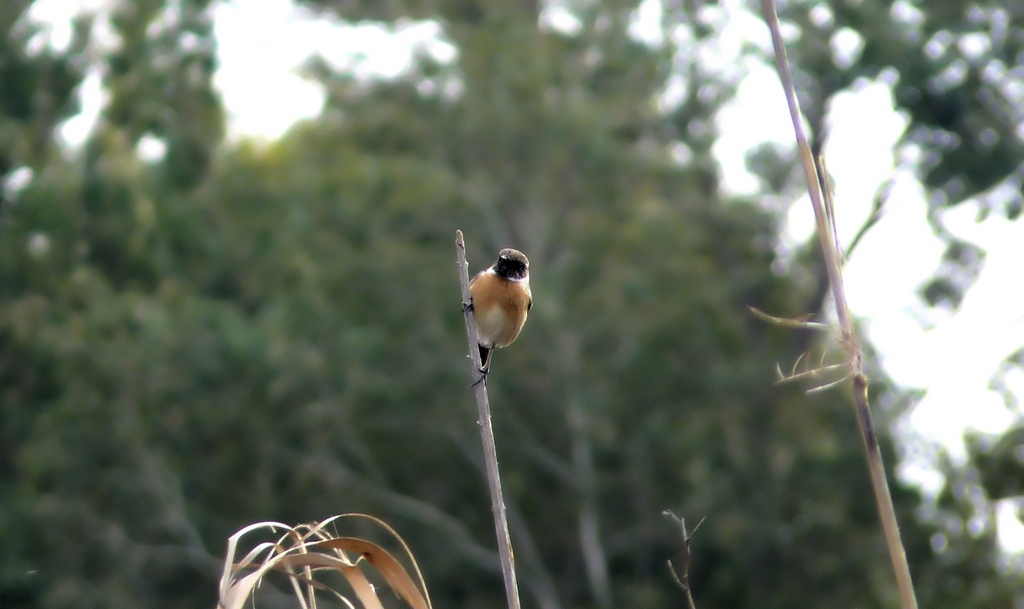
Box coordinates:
[462,300,474,313]
[470,367,488,388]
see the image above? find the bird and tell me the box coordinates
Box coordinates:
[468,248,532,382]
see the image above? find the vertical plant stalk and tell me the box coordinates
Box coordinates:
[455,230,522,609]
[759,3,919,609]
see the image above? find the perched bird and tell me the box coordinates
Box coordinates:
[468,248,532,378]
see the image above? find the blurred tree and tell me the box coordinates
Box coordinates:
[1,1,1022,609]
[102,0,223,190]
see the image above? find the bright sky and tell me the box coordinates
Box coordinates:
[28,0,1024,553]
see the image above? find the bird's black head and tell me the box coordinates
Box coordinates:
[493,248,529,281]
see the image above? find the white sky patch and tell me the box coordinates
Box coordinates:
[697,2,773,74]
[830,27,865,69]
[4,166,34,192]
[997,499,1024,554]
[822,81,909,245]
[851,197,1024,458]
[212,0,327,139]
[540,5,583,35]
[911,203,1024,440]
[213,0,454,139]
[843,174,944,385]
[629,0,664,47]
[59,68,104,145]
[136,133,168,162]
[25,0,107,51]
[714,61,793,195]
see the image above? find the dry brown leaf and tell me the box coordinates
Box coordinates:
[316,537,430,609]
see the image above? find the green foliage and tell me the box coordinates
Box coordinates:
[1,0,1022,608]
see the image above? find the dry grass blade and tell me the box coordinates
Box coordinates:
[775,362,848,385]
[805,373,855,394]
[217,514,432,609]
[747,306,831,331]
[314,538,430,609]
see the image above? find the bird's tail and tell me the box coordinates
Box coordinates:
[478,344,492,371]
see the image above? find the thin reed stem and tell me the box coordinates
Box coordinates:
[455,230,522,609]
[759,3,919,608]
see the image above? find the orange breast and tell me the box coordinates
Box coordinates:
[469,271,531,348]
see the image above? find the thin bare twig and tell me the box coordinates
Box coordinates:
[759,3,919,609]
[664,511,703,609]
[455,230,522,609]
